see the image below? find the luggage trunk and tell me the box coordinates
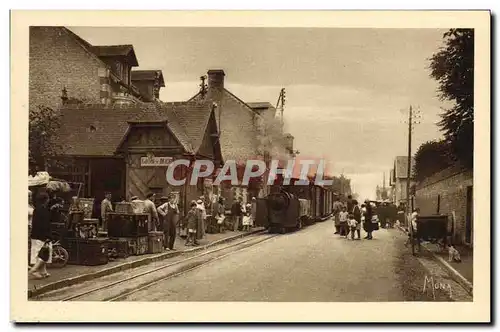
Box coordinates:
[115,236,148,256]
[148,232,164,254]
[107,213,149,238]
[115,202,134,214]
[66,238,109,266]
[108,238,130,258]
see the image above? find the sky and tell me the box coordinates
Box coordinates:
[70,27,450,200]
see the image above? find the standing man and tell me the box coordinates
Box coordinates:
[332,194,344,234]
[144,193,159,232]
[100,192,113,232]
[231,197,243,232]
[363,199,374,240]
[352,200,362,240]
[157,195,180,251]
[346,195,354,214]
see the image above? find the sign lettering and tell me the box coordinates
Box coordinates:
[141,156,174,167]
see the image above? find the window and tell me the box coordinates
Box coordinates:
[114,61,122,77]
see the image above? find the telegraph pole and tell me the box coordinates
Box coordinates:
[405,105,413,217]
[404,105,421,255]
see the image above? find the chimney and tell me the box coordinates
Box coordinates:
[207,69,225,90]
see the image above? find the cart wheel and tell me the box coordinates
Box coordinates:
[49,245,69,268]
[296,218,302,230]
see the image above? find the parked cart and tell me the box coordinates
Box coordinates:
[409,214,450,255]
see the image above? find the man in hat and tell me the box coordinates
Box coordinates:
[130,196,145,214]
[100,192,113,231]
[144,193,159,232]
[156,196,169,232]
[231,197,243,232]
[157,195,179,250]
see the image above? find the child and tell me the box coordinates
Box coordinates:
[185,201,200,246]
[242,204,251,232]
[347,213,358,240]
[339,206,349,238]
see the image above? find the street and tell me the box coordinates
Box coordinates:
[116,220,470,302]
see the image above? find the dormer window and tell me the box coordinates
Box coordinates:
[114,61,122,76]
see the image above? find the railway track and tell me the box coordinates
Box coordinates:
[42,232,278,302]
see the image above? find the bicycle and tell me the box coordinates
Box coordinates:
[48,240,69,268]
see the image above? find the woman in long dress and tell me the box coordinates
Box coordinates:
[29,192,53,279]
[363,199,374,240]
[196,199,206,240]
[250,197,257,228]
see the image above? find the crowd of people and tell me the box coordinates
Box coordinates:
[27,187,260,280]
[332,195,404,240]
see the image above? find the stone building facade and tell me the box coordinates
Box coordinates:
[29,26,164,111]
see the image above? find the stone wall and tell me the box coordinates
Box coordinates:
[415,166,473,245]
[29,27,104,111]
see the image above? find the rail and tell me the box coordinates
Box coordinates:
[54,231,277,301]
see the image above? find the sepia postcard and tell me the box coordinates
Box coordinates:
[11,10,490,323]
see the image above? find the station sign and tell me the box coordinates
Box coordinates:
[140,156,174,167]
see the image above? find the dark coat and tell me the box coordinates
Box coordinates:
[31,205,52,241]
[363,205,373,232]
[352,205,362,223]
[231,202,242,216]
[185,208,199,230]
[346,199,354,214]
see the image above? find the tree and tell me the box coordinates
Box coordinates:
[29,105,62,174]
[429,28,474,169]
[413,140,453,182]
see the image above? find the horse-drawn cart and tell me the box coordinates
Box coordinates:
[410,214,450,255]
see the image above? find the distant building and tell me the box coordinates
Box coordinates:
[390,156,416,206]
[29,26,165,110]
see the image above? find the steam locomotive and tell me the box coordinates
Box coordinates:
[255,179,335,234]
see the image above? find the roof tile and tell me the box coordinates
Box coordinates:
[56,101,213,157]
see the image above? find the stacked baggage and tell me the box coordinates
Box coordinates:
[107,213,150,256]
[66,206,109,266]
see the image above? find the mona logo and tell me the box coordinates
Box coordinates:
[423,275,452,299]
